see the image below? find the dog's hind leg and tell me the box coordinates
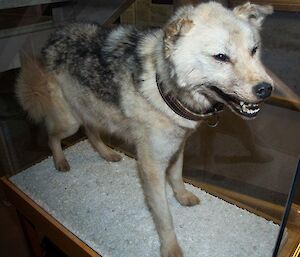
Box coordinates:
[168,147,200,206]
[46,117,80,172]
[45,103,80,171]
[48,133,70,172]
[84,125,122,162]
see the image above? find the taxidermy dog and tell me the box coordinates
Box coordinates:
[16,2,274,256]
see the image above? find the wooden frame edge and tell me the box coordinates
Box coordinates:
[292,241,300,257]
[0,176,100,257]
[103,0,136,26]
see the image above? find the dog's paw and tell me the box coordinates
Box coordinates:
[55,158,70,172]
[161,241,183,257]
[103,152,122,162]
[175,190,200,206]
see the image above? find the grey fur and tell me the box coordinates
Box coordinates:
[42,23,153,105]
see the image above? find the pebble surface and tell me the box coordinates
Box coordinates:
[11,140,279,257]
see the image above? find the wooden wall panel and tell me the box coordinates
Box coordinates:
[229,0,300,12]
[174,0,228,7]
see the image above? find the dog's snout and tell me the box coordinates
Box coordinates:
[253,82,273,99]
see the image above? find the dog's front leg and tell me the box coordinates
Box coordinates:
[137,130,183,257]
[168,146,200,206]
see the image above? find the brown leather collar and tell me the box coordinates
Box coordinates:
[156,74,224,121]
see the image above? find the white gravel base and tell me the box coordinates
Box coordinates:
[10,140,279,257]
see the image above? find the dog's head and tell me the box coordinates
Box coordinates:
[163,2,274,119]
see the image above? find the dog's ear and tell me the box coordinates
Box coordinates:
[165,18,194,39]
[233,2,273,28]
[164,18,194,58]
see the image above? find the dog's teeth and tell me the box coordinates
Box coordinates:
[242,105,247,112]
[238,101,260,116]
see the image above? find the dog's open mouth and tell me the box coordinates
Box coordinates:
[210,86,260,119]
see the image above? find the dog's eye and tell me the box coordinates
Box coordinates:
[251,46,258,56]
[213,54,230,62]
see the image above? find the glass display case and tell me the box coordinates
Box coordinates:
[0,1,299,257]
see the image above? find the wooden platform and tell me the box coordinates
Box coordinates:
[1,176,300,257]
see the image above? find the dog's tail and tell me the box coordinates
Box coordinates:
[15,57,53,123]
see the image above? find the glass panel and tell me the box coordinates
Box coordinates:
[1,1,299,257]
[272,160,300,257]
[182,8,300,257]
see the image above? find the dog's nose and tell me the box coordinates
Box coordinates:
[253,82,273,99]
